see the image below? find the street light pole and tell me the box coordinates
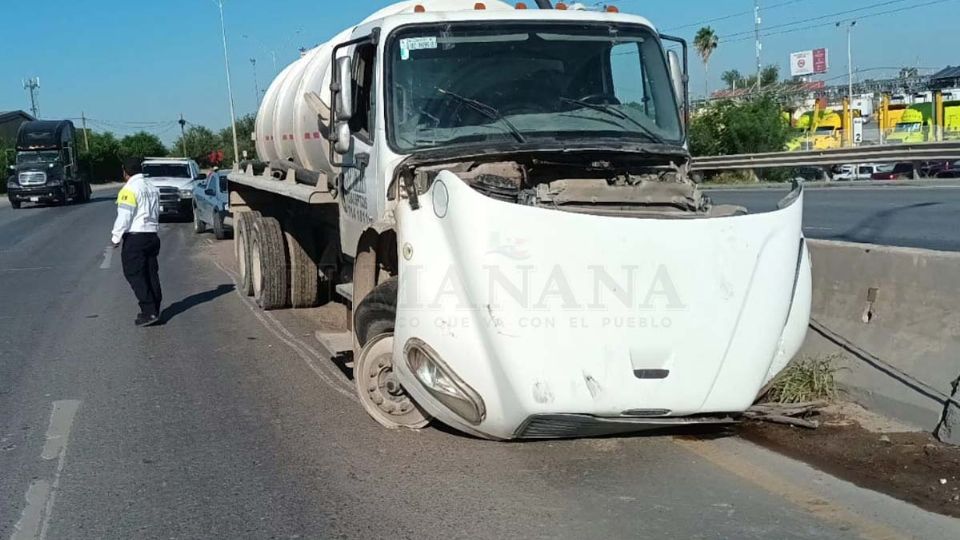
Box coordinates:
[214,0,240,168]
[250,57,260,107]
[847,21,856,105]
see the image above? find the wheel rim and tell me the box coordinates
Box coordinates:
[251,236,263,298]
[237,230,247,280]
[355,333,430,429]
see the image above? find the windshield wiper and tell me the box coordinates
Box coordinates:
[436,88,526,143]
[560,97,665,145]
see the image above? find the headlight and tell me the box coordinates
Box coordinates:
[179,189,193,199]
[404,338,485,425]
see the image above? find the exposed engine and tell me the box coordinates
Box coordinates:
[411,157,746,219]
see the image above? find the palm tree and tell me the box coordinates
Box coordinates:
[694,26,719,99]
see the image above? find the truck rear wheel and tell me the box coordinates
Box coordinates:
[250,216,289,310]
[234,211,261,296]
[284,221,318,308]
[354,333,431,430]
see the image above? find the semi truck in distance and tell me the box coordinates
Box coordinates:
[226,0,811,440]
[5,120,91,209]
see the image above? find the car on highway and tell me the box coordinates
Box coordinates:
[871,162,916,180]
[833,164,879,181]
[192,171,232,239]
[142,157,205,220]
[935,161,960,178]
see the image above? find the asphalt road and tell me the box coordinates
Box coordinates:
[1,193,958,539]
[707,185,960,252]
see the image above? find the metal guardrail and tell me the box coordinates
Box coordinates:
[690,141,960,171]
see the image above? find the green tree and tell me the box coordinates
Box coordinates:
[694,26,719,99]
[1,137,13,194]
[172,125,220,166]
[721,69,742,90]
[759,65,780,87]
[690,95,790,158]
[77,130,123,183]
[120,132,166,162]
[218,114,257,165]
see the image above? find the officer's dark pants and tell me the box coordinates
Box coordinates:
[121,232,162,317]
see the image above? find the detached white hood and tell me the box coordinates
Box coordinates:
[391,171,811,440]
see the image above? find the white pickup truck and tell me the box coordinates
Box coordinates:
[142,157,206,219]
[227,0,811,440]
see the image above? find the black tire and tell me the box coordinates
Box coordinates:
[83,181,92,202]
[250,216,289,310]
[10,200,21,209]
[193,206,207,234]
[212,210,227,240]
[283,222,318,308]
[234,211,261,296]
[354,278,398,347]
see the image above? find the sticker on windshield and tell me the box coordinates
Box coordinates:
[399,37,437,60]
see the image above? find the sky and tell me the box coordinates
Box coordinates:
[2,0,956,144]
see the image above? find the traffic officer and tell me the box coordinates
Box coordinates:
[111,157,163,326]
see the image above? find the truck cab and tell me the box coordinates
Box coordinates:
[141,157,205,219]
[6,120,91,209]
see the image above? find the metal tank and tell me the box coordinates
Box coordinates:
[254,0,512,177]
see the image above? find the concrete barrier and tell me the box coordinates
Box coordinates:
[799,240,960,437]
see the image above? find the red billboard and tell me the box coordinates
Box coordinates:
[812,48,829,74]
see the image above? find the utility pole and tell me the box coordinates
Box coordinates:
[81,111,90,152]
[23,77,40,118]
[250,57,260,106]
[178,114,188,156]
[214,0,241,168]
[754,0,762,88]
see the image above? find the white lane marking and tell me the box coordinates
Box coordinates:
[0,267,53,273]
[99,247,114,270]
[10,400,81,540]
[211,258,357,402]
[803,226,834,232]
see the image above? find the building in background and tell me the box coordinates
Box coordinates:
[0,110,35,142]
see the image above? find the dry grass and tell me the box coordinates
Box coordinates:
[764,355,841,404]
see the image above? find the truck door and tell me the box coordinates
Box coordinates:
[337,39,383,257]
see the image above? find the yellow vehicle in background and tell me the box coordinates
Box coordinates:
[886,103,933,143]
[944,101,960,140]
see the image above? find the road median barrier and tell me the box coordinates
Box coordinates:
[798,240,960,443]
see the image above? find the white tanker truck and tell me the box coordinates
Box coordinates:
[227,0,811,440]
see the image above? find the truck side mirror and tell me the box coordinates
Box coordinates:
[667,50,684,108]
[333,122,352,155]
[335,56,353,121]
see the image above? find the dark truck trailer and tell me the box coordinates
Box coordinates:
[6,120,91,209]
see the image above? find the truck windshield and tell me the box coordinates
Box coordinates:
[387,22,681,152]
[16,151,59,165]
[894,122,921,133]
[143,164,191,178]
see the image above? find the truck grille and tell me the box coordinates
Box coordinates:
[18,171,47,186]
[158,186,180,204]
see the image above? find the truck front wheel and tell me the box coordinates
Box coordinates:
[10,199,21,209]
[354,333,431,430]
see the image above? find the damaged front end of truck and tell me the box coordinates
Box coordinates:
[386,146,810,440]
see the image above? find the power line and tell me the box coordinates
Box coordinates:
[721,0,911,39]
[660,0,805,31]
[720,0,956,43]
